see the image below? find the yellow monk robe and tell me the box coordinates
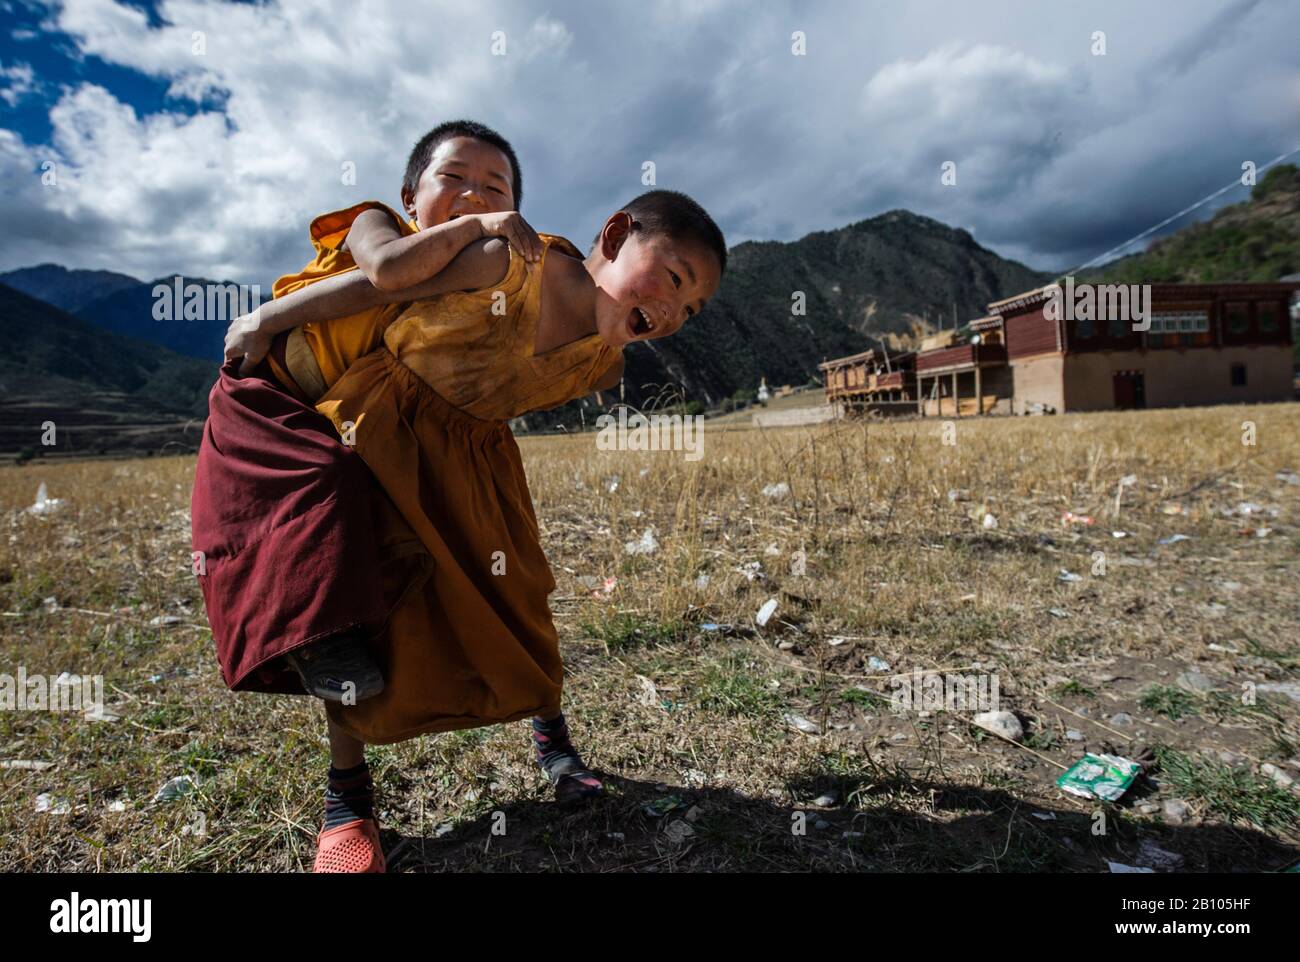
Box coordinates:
[314,234,623,744]
[267,201,416,401]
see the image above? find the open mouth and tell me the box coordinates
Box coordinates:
[628,306,656,338]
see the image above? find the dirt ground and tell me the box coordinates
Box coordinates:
[1,402,1297,872]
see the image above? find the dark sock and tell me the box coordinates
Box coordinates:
[531,713,603,802]
[324,761,374,830]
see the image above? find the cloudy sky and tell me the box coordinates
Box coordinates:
[1,0,1297,288]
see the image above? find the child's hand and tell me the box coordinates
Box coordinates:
[224,311,273,375]
[470,211,542,263]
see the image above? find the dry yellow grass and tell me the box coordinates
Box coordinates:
[1,403,1298,872]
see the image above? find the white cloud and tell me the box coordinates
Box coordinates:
[0,59,38,106]
[1,0,1297,285]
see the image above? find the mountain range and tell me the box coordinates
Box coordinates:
[0,263,255,362]
[0,210,1052,422]
[0,283,214,458]
[1088,163,1300,286]
[615,208,1050,409]
[2,167,1296,451]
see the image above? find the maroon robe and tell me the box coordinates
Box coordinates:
[190,356,389,694]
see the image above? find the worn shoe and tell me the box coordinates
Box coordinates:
[532,714,605,805]
[286,632,384,702]
[313,818,385,873]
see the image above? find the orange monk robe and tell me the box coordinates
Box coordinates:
[314,235,624,744]
[267,201,415,402]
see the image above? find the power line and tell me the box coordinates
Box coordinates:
[1069,145,1300,274]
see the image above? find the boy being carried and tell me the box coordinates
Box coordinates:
[200,120,539,704]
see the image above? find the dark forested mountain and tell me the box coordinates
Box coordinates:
[2,210,1050,406]
[1089,164,1300,286]
[0,265,264,363]
[0,283,215,457]
[9,175,1293,444]
[0,283,214,410]
[0,263,141,314]
[70,276,258,363]
[13,167,1298,419]
[618,209,1051,406]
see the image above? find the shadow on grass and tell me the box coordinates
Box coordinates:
[378,768,1299,873]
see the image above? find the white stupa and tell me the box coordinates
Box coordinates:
[757,377,770,402]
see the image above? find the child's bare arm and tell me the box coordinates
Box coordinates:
[347,207,541,292]
[225,238,511,372]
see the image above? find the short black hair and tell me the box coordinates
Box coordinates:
[595,189,727,275]
[403,119,523,209]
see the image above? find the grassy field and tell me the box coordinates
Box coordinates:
[2,403,1298,872]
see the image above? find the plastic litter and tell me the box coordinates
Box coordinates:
[1108,861,1155,874]
[784,711,821,734]
[973,710,1024,742]
[35,793,72,815]
[642,794,687,818]
[589,576,617,598]
[1056,753,1141,802]
[83,703,121,723]
[153,775,196,803]
[623,528,659,555]
[27,482,64,515]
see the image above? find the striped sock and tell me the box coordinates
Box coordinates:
[532,713,603,803]
[324,761,374,830]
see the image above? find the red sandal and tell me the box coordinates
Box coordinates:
[313,818,386,873]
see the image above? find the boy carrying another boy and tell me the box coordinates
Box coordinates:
[199,118,538,698]
[202,120,725,871]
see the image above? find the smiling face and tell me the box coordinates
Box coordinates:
[400,136,516,228]
[589,213,722,348]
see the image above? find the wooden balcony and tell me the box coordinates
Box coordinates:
[915,342,1007,375]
